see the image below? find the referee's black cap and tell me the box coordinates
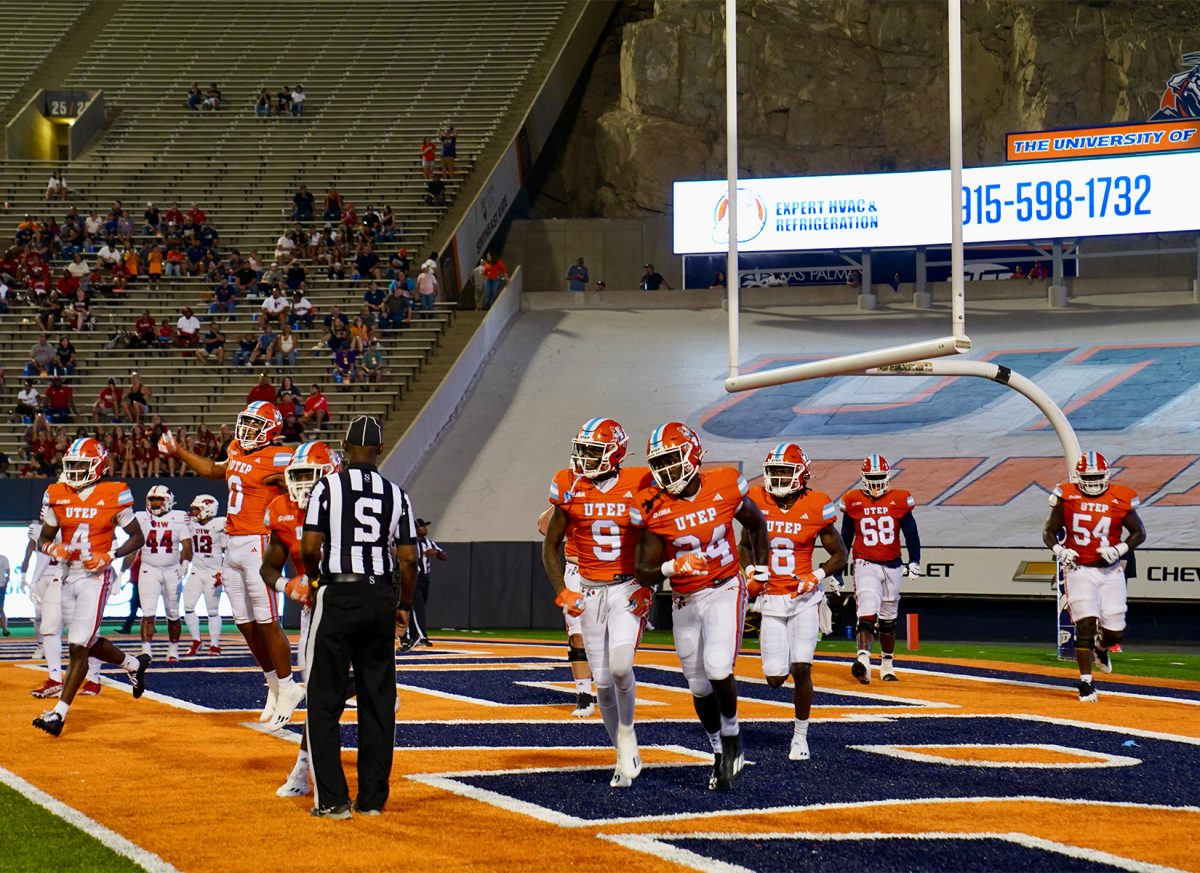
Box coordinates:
[346,415,384,447]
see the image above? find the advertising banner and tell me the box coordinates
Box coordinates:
[1006,120,1200,162]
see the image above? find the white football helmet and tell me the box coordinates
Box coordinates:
[1074,451,1111,497]
[285,441,341,509]
[763,443,811,497]
[146,484,175,516]
[190,494,219,524]
[861,454,891,498]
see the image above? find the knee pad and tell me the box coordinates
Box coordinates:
[877,618,897,635]
[567,644,587,663]
[1099,626,1124,646]
[609,645,636,681]
[856,617,878,635]
[1074,617,1097,650]
[688,678,713,697]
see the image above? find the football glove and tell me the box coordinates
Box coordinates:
[283,574,310,603]
[1052,544,1080,569]
[793,569,825,598]
[818,595,834,637]
[1098,542,1129,564]
[904,562,922,578]
[627,586,654,618]
[662,552,708,578]
[41,542,71,561]
[83,551,111,571]
[555,587,586,617]
[157,431,178,457]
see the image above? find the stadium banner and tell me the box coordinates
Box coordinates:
[672,150,1200,254]
[1006,119,1200,162]
[452,141,523,286]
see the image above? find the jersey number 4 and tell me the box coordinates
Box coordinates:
[672,524,735,568]
[1071,513,1112,547]
[146,528,174,554]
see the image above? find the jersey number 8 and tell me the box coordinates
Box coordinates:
[858,515,895,547]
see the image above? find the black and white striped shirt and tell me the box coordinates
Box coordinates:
[303,463,416,576]
[418,535,441,576]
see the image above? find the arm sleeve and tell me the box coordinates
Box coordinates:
[840,514,855,552]
[900,512,921,564]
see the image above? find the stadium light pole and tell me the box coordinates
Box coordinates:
[948,0,966,339]
[725,0,739,379]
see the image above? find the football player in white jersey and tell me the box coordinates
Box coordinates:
[183,494,227,656]
[128,485,193,662]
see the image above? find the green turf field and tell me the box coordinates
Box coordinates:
[0,781,141,873]
[447,628,1200,682]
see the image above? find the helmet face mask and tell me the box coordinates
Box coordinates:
[235,402,283,451]
[285,442,340,509]
[61,438,106,489]
[860,454,891,498]
[285,466,322,509]
[763,443,810,498]
[569,419,627,480]
[190,495,218,524]
[646,422,703,496]
[1075,452,1110,496]
[146,485,174,516]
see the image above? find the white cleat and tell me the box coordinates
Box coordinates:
[268,682,307,732]
[789,734,811,761]
[615,724,642,781]
[609,768,632,789]
[880,659,898,682]
[31,643,44,661]
[276,769,312,797]
[259,684,279,724]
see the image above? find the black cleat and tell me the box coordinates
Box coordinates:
[130,654,151,699]
[396,637,415,653]
[851,658,870,685]
[1093,646,1113,674]
[707,752,723,790]
[717,733,744,788]
[351,802,382,817]
[416,638,433,648]
[33,711,64,737]
[311,803,352,820]
[1078,680,1098,702]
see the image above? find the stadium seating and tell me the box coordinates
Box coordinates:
[0,1,89,114]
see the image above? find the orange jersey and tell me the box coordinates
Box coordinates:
[549,466,653,581]
[43,480,134,567]
[1052,481,1140,565]
[264,493,304,568]
[563,527,578,563]
[224,442,292,536]
[748,485,837,587]
[631,466,748,595]
[839,487,915,564]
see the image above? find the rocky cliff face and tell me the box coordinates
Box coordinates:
[539,0,1200,217]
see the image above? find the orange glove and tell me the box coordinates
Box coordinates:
[283,574,310,604]
[627,586,653,618]
[744,565,769,598]
[83,551,112,571]
[555,587,585,617]
[157,431,178,457]
[792,572,822,598]
[664,552,708,578]
[42,542,71,561]
[747,579,765,598]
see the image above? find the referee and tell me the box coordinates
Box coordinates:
[300,415,418,820]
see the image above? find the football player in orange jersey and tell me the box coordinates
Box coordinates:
[159,401,299,724]
[537,507,596,718]
[741,443,847,761]
[261,441,341,796]
[33,438,151,736]
[839,454,921,685]
[633,422,767,790]
[542,419,654,788]
[1043,451,1145,702]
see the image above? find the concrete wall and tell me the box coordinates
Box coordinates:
[4,93,56,160]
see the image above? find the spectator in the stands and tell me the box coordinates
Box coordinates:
[363,281,386,319]
[417,263,440,316]
[208,277,238,316]
[341,201,358,235]
[302,383,329,430]
[24,334,56,377]
[420,138,436,179]
[259,286,290,330]
[292,185,314,223]
[123,372,151,424]
[350,309,375,351]
[69,288,92,332]
[255,88,271,118]
[44,377,76,423]
[123,245,141,283]
[27,418,57,476]
[275,229,296,264]
[194,423,219,459]
[203,83,222,111]
[132,310,156,348]
[565,257,589,292]
[248,326,277,367]
[146,243,163,291]
[195,321,226,366]
[275,85,292,115]
[97,238,120,270]
[176,306,201,349]
[233,333,256,367]
[184,239,207,275]
[440,124,457,176]
[92,378,122,423]
[382,281,411,330]
[185,202,207,231]
[278,375,301,407]
[328,258,345,281]
[163,201,183,228]
[319,306,350,351]
[323,185,344,222]
[290,84,305,116]
[389,247,411,278]
[280,413,304,443]
[143,202,161,235]
[0,279,10,314]
[290,286,314,330]
[359,340,384,384]
[45,170,69,201]
[55,336,77,376]
[13,380,40,422]
[639,263,670,291]
[354,244,381,282]
[333,341,357,388]
[710,271,726,288]
[378,205,398,242]
[56,266,79,301]
[164,242,185,277]
[424,173,447,207]
[481,251,506,310]
[34,295,58,333]
[275,324,298,367]
[246,373,277,405]
[285,260,306,292]
[187,82,202,110]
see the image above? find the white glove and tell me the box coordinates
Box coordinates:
[1098,542,1129,564]
[904,562,922,578]
[826,575,845,593]
[1052,544,1079,569]
[744,564,769,583]
[157,430,178,457]
[817,595,834,636]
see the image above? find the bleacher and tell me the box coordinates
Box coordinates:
[0,1,88,114]
[0,0,575,469]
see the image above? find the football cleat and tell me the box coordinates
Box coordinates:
[851,656,871,685]
[31,642,44,660]
[416,638,433,648]
[396,637,416,653]
[1078,680,1098,702]
[616,724,642,782]
[166,655,179,664]
[268,682,307,732]
[880,658,898,682]
[33,711,64,737]
[609,768,632,789]
[1093,646,1113,674]
[260,684,279,724]
[208,644,222,655]
[571,693,596,718]
[717,733,744,788]
[130,654,151,699]
[186,640,204,657]
[310,804,352,820]
[81,680,102,696]
[30,678,63,698]
[707,753,723,791]
[789,734,811,761]
[276,770,312,797]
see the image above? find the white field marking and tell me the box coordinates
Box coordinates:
[94,674,217,713]
[809,657,1200,707]
[394,718,799,725]
[864,711,1200,747]
[240,721,302,744]
[401,663,561,671]
[0,765,182,873]
[513,680,669,706]
[395,683,509,707]
[597,833,751,873]
[598,831,1187,873]
[847,743,1142,769]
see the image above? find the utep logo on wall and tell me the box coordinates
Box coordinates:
[712,187,768,244]
[1150,50,1200,120]
[699,343,1200,439]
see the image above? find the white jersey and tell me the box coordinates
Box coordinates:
[189,516,227,573]
[135,509,192,569]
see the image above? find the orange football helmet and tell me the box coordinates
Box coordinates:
[285,441,341,509]
[764,442,811,497]
[646,422,704,495]
[1074,451,1111,496]
[235,401,283,450]
[61,438,108,489]
[570,418,628,479]
[861,454,891,497]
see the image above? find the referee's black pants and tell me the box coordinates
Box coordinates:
[305,579,397,811]
[407,572,431,642]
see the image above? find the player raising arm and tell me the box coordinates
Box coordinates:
[633,422,767,790]
[740,444,847,761]
[1043,452,1145,702]
[33,438,151,736]
[541,419,653,788]
[840,455,920,684]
